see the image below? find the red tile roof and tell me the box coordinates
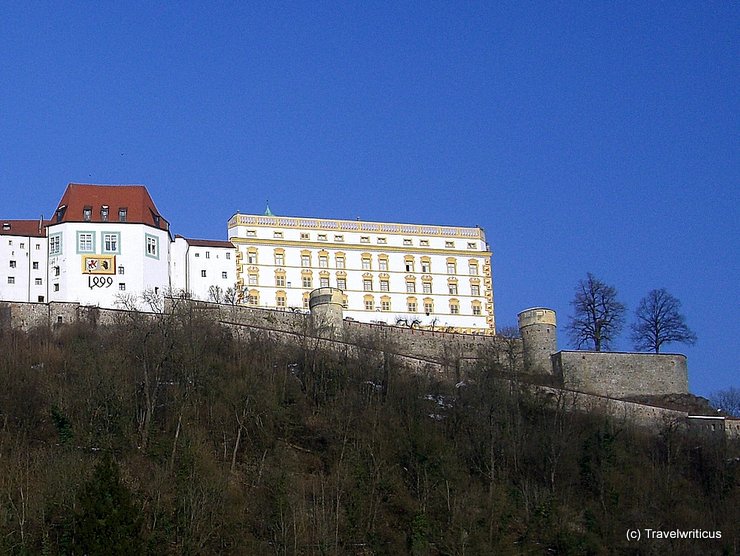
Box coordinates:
[176,236,234,248]
[0,219,49,237]
[52,183,169,230]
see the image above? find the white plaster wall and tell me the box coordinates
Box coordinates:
[0,236,48,302]
[47,222,170,308]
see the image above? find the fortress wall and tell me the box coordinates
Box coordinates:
[552,351,688,399]
[341,319,509,363]
[525,383,690,433]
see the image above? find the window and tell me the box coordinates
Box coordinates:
[118,208,127,222]
[406,281,416,293]
[301,254,310,267]
[450,300,460,314]
[360,236,370,243]
[53,283,60,292]
[334,234,344,242]
[274,251,285,266]
[19,242,25,249]
[403,238,412,246]
[194,253,200,258]
[201,270,207,277]
[275,273,286,287]
[423,281,432,294]
[361,256,371,270]
[300,232,310,240]
[118,265,125,275]
[222,271,228,279]
[405,260,414,272]
[336,277,347,290]
[320,277,329,287]
[9,260,16,268]
[77,232,94,253]
[381,297,391,312]
[247,290,259,306]
[472,301,482,315]
[336,255,345,269]
[448,282,458,295]
[319,255,328,268]
[35,278,42,285]
[205,251,211,259]
[276,291,287,307]
[302,275,313,288]
[467,242,477,249]
[445,241,454,248]
[471,284,480,296]
[421,260,431,273]
[273,231,283,239]
[100,205,109,221]
[407,299,418,312]
[364,296,374,311]
[32,262,39,270]
[303,293,310,309]
[102,232,120,254]
[35,244,40,250]
[246,230,256,237]
[446,260,456,274]
[247,249,258,264]
[38,296,44,302]
[145,235,159,259]
[83,207,92,221]
[248,274,258,285]
[317,234,327,241]
[423,299,434,315]
[7,277,15,284]
[469,262,478,275]
[379,279,389,292]
[363,279,372,291]
[377,237,387,244]
[119,283,126,291]
[49,234,62,256]
[420,240,429,246]
[53,266,60,276]
[378,257,388,271]
[226,252,231,259]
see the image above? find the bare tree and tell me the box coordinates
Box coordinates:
[567,273,625,351]
[710,387,740,417]
[630,288,696,353]
[208,285,224,303]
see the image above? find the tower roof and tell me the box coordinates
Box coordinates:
[52,183,169,230]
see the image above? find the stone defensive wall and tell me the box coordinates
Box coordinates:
[551,350,688,399]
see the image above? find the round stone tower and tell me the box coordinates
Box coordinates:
[517,307,557,374]
[308,287,345,338]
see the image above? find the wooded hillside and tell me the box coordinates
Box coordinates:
[0,308,737,554]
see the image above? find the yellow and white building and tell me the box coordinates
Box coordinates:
[227,212,495,333]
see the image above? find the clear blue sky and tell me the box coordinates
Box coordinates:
[1,3,737,398]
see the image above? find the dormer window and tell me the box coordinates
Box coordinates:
[153,214,160,227]
[119,208,127,222]
[2,223,9,231]
[83,206,92,221]
[101,205,109,221]
[56,205,66,223]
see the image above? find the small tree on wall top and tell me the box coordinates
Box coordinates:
[567,273,626,351]
[631,288,696,353]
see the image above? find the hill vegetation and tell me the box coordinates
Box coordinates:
[0,308,737,554]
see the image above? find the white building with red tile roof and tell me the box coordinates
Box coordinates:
[45,184,172,307]
[170,236,236,302]
[0,219,49,303]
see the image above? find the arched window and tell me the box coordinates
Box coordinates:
[407,296,418,313]
[363,294,375,311]
[276,290,287,308]
[380,295,391,312]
